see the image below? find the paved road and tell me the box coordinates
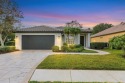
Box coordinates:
[0,50,52,83]
[31,69,125,82]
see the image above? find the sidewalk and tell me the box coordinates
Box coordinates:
[53,48,110,55]
[30,69,125,82]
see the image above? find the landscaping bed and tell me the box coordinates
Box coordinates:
[54,49,97,53]
[52,44,97,53]
[37,49,125,70]
[0,46,17,54]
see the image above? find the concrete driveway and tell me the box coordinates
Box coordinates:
[0,50,52,83]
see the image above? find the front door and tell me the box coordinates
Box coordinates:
[80,36,84,46]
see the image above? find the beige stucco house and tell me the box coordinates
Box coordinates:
[91,22,125,42]
[15,26,91,50]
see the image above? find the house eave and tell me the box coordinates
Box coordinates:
[91,31,125,38]
[14,31,92,33]
[14,31,63,33]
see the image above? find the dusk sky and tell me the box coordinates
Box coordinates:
[17,0,125,28]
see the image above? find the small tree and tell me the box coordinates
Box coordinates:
[64,27,81,44]
[0,0,23,47]
[64,21,81,45]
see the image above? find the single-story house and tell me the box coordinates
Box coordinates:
[91,22,125,42]
[15,26,91,50]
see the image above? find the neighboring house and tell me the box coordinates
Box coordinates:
[91,22,125,42]
[15,26,91,50]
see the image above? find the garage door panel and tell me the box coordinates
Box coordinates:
[22,35,54,50]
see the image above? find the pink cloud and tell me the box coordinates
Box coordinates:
[22,21,65,27]
[24,12,120,22]
[23,11,123,28]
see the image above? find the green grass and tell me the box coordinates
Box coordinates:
[37,49,125,70]
[82,49,98,53]
[102,49,123,55]
[29,81,106,83]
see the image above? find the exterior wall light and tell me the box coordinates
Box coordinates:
[58,36,60,38]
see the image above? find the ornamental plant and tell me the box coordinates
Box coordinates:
[64,27,81,44]
[109,34,125,57]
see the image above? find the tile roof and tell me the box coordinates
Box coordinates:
[55,26,92,33]
[91,22,125,37]
[16,26,62,33]
[15,25,92,33]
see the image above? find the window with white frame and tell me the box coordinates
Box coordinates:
[65,34,74,44]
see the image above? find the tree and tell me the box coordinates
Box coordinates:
[0,0,23,47]
[92,23,113,35]
[64,21,81,44]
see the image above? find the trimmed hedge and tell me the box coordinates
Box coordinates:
[5,41,15,46]
[0,46,16,54]
[90,42,108,49]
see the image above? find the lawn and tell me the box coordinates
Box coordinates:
[30,81,105,83]
[82,49,98,53]
[37,49,125,70]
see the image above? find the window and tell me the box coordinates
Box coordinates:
[65,35,74,44]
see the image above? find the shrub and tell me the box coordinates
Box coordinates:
[63,43,68,46]
[68,47,83,52]
[109,36,123,49]
[0,47,8,53]
[0,46,16,53]
[61,45,68,52]
[77,47,84,52]
[52,46,59,52]
[90,42,108,49]
[7,46,16,51]
[75,44,83,48]
[69,45,75,49]
[109,34,125,56]
[5,41,15,46]
[61,44,84,52]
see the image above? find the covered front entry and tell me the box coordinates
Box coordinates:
[80,36,84,46]
[22,35,55,50]
[80,33,90,48]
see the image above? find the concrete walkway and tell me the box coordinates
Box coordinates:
[31,69,125,82]
[0,50,52,83]
[53,48,110,55]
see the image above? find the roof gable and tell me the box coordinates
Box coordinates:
[91,22,125,37]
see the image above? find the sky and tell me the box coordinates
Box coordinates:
[16,0,125,28]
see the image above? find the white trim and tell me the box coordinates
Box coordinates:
[86,33,90,48]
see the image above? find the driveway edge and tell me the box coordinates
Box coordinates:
[22,56,48,83]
